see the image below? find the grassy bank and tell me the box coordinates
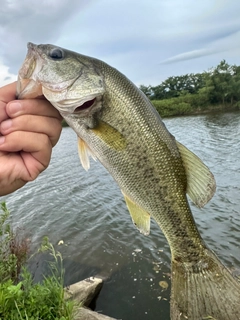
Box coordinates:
[0,202,75,320]
[151,94,240,118]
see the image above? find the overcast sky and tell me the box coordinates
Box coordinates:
[0,0,240,87]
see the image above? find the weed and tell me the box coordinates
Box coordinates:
[0,202,75,320]
[0,202,30,283]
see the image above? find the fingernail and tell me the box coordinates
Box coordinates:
[0,136,5,145]
[8,101,22,115]
[1,119,12,130]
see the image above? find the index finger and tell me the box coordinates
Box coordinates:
[6,98,62,121]
[0,82,17,103]
[0,82,17,122]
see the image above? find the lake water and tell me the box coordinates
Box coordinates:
[2,111,240,320]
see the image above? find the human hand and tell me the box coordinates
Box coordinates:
[0,82,62,196]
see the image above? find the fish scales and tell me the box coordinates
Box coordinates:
[91,61,205,260]
[17,43,240,319]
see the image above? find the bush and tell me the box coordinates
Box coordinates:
[151,99,192,117]
[0,266,74,319]
[176,102,192,114]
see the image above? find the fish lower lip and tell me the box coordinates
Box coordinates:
[74,98,96,113]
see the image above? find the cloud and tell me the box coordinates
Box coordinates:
[0,61,17,87]
[161,30,240,65]
[161,49,218,64]
[0,0,240,87]
[0,0,92,73]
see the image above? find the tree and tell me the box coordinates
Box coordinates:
[139,85,153,98]
[204,60,233,105]
[139,60,240,110]
[230,65,240,105]
[149,73,205,100]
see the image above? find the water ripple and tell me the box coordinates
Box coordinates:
[2,112,240,319]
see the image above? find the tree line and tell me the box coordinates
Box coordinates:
[139,60,240,117]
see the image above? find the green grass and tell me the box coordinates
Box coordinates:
[151,94,239,118]
[0,202,75,320]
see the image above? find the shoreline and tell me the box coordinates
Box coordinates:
[161,104,240,119]
[61,104,239,127]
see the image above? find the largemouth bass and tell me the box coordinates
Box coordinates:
[17,43,240,319]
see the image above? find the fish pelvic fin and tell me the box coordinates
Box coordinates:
[171,248,240,320]
[77,137,97,171]
[176,141,216,208]
[122,192,150,236]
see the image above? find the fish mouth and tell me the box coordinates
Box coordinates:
[17,78,43,99]
[74,97,96,113]
[72,95,102,116]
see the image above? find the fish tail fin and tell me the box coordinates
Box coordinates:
[171,248,240,320]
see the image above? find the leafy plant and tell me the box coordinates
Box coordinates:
[0,202,30,284]
[0,202,75,320]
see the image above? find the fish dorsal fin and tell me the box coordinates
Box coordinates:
[176,141,216,208]
[77,137,97,171]
[122,192,150,236]
[91,120,127,151]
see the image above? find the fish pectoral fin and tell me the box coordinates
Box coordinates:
[122,192,150,236]
[77,137,97,171]
[91,120,127,151]
[176,141,216,208]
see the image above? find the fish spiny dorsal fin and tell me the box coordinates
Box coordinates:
[122,192,150,236]
[77,137,97,171]
[176,141,216,208]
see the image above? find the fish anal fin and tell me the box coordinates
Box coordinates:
[176,141,216,208]
[77,137,96,171]
[91,120,127,151]
[122,192,150,236]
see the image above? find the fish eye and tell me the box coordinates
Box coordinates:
[49,48,64,60]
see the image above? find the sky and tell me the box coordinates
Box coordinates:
[0,0,240,87]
